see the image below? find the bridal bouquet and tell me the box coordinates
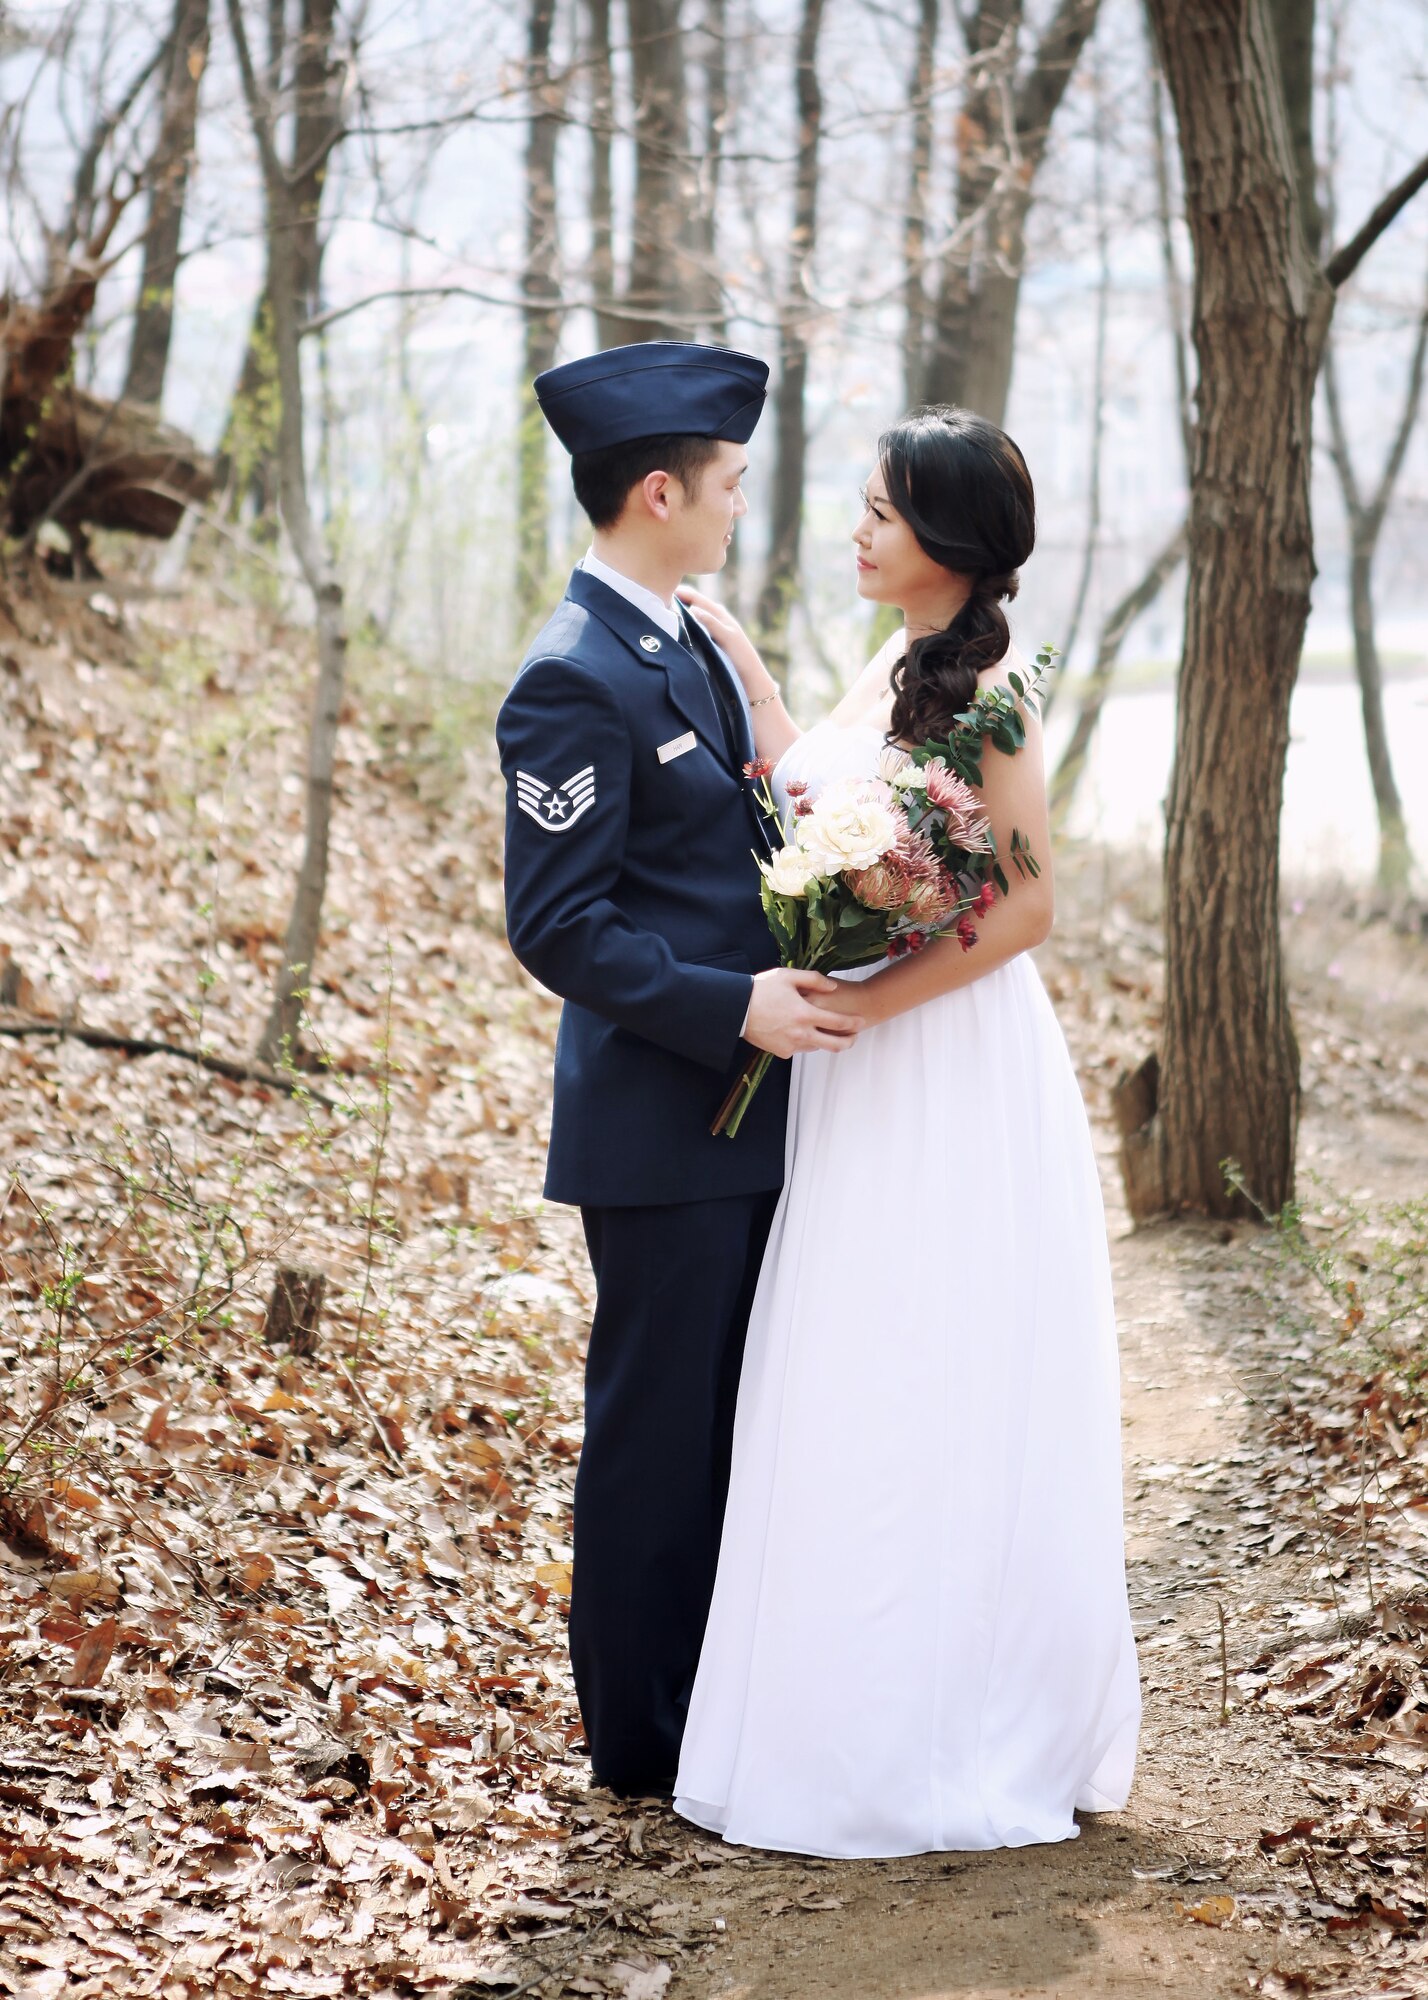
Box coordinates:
[713,643,1059,1138]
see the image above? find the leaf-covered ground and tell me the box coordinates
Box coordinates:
[2,568,1427,1998]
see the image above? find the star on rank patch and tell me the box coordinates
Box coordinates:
[516,765,597,833]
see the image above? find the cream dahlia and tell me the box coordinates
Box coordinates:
[761,845,819,897]
[795,778,902,873]
[876,743,915,785]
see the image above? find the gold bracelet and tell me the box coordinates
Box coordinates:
[748,688,781,709]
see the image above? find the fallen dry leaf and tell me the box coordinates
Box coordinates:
[65,1614,118,1687]
[1177,1895,1236,1926]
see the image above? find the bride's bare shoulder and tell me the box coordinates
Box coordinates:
[827,625,906,724]
[977,643,1044,733]
[978,642,1039,692]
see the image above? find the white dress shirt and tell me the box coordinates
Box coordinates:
[579,547,682,638]
[577,548,758,1043]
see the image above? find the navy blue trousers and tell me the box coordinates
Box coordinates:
[571,1191,779,1795]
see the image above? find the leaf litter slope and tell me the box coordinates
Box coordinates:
[1,576,1427,1998]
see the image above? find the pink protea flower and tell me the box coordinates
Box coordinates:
[923,760,993,853]
[846,852,915,911]
[904,866,960,925]
[892,825,943,881]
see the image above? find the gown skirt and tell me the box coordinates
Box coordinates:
[672,786,1142,1855]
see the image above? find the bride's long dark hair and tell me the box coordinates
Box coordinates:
[881,406,1036,747]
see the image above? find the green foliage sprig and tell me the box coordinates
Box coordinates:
[906,641,1060,898]
[912,641,1061,789]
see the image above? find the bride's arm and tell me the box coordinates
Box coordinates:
[676,585,801,762]
[822,674,1056,1029]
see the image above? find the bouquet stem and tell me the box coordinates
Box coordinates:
[711,1049,774,1138]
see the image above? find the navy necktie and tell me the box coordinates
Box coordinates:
[678,612,744,765]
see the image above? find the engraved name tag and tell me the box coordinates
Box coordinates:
[657,731,698,764]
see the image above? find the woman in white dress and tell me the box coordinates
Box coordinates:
[671,406,1141,1859]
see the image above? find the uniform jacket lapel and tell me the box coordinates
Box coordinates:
[566,569,730,767]
[682,613,779,852]
[682,613,756,767]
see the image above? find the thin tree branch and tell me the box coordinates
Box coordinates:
[0,1016,334,1103]
[1014,0,1098,153]
[1324,148,1428,290]
[1321,340,1364,527]
[1365,275,1428,536]
[222,0,284,193]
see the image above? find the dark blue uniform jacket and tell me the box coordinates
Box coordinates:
[496,567,790,1207]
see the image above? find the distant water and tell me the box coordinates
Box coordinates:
[1046,674,1428,880]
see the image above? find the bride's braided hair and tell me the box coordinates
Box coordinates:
[882,406,1037,748]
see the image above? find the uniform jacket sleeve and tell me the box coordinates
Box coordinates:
[497,654,754,1073]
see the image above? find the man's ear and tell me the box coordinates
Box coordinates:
[639,469,674,522]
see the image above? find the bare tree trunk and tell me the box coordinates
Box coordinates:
[1322,298,1428,898]
[616,0,691,341]
[1048,9,1192,805]
[225,0,350,1069]
[585,0,623,350]
[123,0,210,408]
[923,0,1098,425]
[517,0,563,621]
[1264,0,1321,254]
[923,1,1017,415]
[1346,540,1411,892]
[753,0,826,668]
[1048,519,1187,827]
[694,0,729,332]
[220,287,279,521]
[220,0,340,523]
[372,193,429,644]
[1147,36,1194,465]
[1128,0,1428,1220]
[901,0,939,408]
[1131,0,1330,1220]
[1048,50,1108,704]
[697,0,743,595]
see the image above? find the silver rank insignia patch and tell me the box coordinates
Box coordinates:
[516,765,597,833]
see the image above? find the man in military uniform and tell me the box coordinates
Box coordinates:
[497,341,860,1796]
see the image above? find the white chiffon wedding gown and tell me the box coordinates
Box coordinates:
[673,719,1141,1858]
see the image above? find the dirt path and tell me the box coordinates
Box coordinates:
[486,1102,1426,2000]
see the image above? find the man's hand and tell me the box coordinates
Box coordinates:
[743,967,864,1058]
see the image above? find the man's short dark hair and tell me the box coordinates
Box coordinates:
[570,433,724,530]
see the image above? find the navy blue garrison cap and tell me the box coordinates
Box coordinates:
[534,340,769,455]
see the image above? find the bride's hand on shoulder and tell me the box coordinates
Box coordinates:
[677,585,770,691]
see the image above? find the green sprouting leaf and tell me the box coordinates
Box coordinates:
[1008,671,1024,698]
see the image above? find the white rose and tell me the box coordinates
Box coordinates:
[795,780,902,873]
[761,845,819,898]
